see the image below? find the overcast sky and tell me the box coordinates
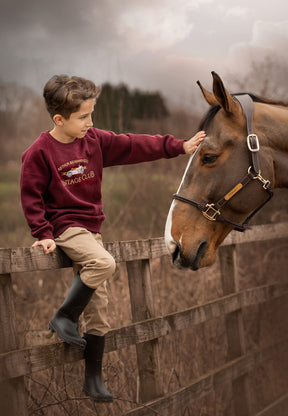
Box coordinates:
[1,0,287,107]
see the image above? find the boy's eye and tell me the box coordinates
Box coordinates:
[202,154,219,165]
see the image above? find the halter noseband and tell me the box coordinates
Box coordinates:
[173,94,273,232]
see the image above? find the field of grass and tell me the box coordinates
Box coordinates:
[0,163,34,248]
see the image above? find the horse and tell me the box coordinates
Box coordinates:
[165,71,288,270]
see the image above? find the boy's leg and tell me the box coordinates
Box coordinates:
[84,282,110,336]
[55,227,115,336]
[56,227,115,290]
[55,227,114,401]
[83,232,111,335]
[48,272,94,347]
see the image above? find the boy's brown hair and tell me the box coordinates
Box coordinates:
[43,75,101,119]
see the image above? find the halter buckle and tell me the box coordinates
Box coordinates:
[203,204,220,221]
[247,134,259,152]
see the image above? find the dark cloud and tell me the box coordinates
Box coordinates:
[0,0,287,106]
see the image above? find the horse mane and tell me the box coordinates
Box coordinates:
[199,92,288,130]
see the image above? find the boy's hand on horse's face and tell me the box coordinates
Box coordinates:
[32,239,56,254]
[183,131,206,154]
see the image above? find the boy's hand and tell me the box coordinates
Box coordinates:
[183,130,206,154]
[32,239,56,254]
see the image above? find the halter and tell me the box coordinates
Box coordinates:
[173,94,273,232]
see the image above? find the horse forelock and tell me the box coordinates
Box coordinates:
[199,104,221,131]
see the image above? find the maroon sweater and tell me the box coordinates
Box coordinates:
[20,128,185,240]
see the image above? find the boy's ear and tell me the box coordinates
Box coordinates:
[53,114,64,126]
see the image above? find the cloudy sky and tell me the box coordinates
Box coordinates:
[1,0,287,107]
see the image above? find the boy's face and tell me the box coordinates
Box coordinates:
[55,98,96,142]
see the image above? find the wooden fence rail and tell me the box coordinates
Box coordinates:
[0,222,288,416]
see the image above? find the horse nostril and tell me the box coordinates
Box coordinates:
[172,244,181,264]
[191,240,208,270]
[171,240,208,270]
[172,244,191,269]
[197,240,208,257]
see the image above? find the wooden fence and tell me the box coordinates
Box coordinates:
[1,222,288,415]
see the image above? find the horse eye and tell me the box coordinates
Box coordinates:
[202,154,219,165]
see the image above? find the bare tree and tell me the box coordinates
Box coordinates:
[227,54,288,100]
[0,82,50,162]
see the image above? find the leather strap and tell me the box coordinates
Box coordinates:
[234,94,260,174]
[234,94,254,135]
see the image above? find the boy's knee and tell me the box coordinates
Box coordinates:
[81,254,116,288]
[93,254,116,278]
[103,254,116,277]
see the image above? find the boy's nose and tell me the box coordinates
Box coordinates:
[87,117,93,127]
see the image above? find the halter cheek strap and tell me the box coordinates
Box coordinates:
[235,94,260,174]
[173,94,273,232]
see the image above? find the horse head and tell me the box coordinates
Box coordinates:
[165,71,286,270]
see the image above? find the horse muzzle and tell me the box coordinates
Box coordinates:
[170,239,209,271]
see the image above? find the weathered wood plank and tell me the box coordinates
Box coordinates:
[0,341,84,382]
[256,393,288,416]
[219,244,252,416]
[110,282,288,351]
[1,283,288,382]
[126,259,163,402]
[124,339,288,416]
[0,223,287,274]
[0,274,28,416]
[221,221,288,246]
[0,246,72,274]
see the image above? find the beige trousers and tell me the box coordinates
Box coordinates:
[55,227,116,336]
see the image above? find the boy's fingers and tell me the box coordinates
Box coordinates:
[31,239,56,254]
[196,131,206,140]
[197,131,206,138]
[46,242,56,253]
[43,241,56,254]
[31,241,41,247]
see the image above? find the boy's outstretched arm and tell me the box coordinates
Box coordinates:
[32,239,56,254]
[183,131,206,154]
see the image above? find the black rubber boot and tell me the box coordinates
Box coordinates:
[83,333,113,402]
[49,273,94,348]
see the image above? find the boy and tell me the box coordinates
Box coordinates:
[20,75,205,402]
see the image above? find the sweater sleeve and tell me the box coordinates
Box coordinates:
[95,129,185,167]
[20,148,54,240]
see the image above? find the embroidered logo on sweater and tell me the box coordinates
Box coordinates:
[57,159,95,186]
[66,165,85,177]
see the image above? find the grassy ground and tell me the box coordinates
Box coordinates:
[0,163,33,248]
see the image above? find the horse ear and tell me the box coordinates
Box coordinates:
[211,71,240,114]
[197,80,218,106]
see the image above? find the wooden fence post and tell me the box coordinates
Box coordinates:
[0,274,28,416]
[126,259,163,403]
[219,245,252,416]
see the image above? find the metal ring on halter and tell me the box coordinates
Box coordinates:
[248,165,261,178]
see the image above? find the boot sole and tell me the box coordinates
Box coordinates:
[83,388,113,402]
[49,321,87,349]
